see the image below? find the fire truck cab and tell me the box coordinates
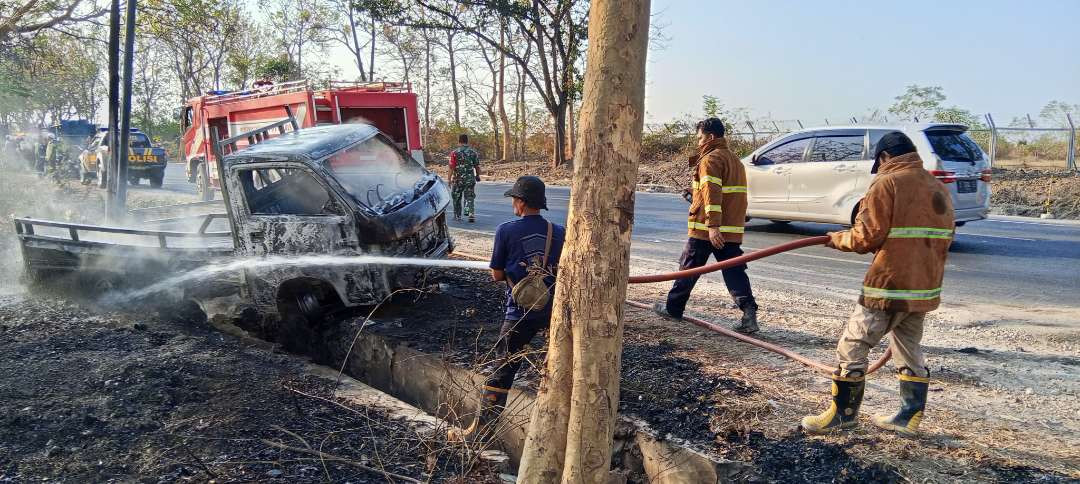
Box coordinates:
[180,80,423,201]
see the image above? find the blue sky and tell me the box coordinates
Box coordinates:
[643,0,1080,123]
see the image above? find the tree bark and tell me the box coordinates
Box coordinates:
[422,28,431,146]
[346,7,366,80]
[551,104,567,168]
[368,16,375,80]
[517,1,651,482]
[497,21,511,161]
[564,101,575,162]
[446,30,460,127]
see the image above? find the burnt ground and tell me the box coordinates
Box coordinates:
[0,293,499,483]
[330,268,952,483]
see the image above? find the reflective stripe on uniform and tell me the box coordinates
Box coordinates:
[888,227,953,239]
[687,221,744,233]
[898,373,930,383]
[861,286,942,300]
[705,204,722,213]
[701,175,723,186]
[722,185,748,193]
[691,180,700,190]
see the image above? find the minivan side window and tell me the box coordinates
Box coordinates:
[758,137,811,165]
[809,136,864,162]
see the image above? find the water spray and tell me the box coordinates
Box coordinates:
[104,254,490,303]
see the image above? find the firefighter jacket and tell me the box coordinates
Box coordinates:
[687,138,748,243]
[827,153,955,312]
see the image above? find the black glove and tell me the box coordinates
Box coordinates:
[682,189,693,204]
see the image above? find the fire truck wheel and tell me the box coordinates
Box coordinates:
[196,162,214,201]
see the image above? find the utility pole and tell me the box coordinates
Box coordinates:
[102,0,119,200]
[114,0,137,219]
[105,0,137,221]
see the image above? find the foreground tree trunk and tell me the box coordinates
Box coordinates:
[517,1,651,482]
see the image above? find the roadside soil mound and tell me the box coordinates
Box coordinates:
[433,159,1080,219]
[990,168,1080,219]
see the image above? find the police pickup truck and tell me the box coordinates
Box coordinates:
[79,128,168,187]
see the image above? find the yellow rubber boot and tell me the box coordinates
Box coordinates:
[801,374,865,434]
[873,370,929,436]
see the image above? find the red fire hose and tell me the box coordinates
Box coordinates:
[454,235,892,376]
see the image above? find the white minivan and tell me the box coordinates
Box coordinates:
[742,124,991,226]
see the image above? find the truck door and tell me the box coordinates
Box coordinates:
[228,164,359,256]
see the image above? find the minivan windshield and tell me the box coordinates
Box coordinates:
[926,130,983,163]
[323,135,429,213]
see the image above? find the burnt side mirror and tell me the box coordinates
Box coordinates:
[751,154,772,166]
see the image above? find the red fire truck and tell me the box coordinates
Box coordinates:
[180,80,423,200]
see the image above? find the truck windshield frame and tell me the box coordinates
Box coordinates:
[319,133,430,214]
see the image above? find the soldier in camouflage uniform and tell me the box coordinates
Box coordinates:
[449,134,482,223]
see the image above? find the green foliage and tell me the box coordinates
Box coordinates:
[889,84,946,121]
[933,106,984,128]
[702,95,720,118]
[0,33,101,125]
[256,56,299,82]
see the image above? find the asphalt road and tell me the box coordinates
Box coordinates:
[161,164,1080,310]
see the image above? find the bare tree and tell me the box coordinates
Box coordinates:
[264,0,335,79]
[496,20,511,161]
[518,0,650,481]
[412,0,587,167]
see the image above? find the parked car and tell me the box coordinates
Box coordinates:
[742,124,991,226]
[79,128,168,187]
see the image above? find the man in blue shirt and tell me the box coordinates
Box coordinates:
[479,176,565,428]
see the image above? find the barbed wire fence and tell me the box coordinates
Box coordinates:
[647,113,1078,172]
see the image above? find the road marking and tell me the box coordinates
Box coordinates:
[985,218,1079,228]
[958,233,1037,242]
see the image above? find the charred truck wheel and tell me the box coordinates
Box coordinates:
[276,279,342,356]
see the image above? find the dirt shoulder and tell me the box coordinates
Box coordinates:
[448,229,1079,482]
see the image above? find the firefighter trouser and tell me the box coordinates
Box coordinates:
[837,306,927,378]
[665,238,756,318]
[483,312,550,404]
[451,182,476,218]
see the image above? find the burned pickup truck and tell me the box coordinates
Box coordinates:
[15,120,452,330]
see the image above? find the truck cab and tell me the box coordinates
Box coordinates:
[214,122,452,318]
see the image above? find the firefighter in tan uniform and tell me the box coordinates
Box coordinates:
[654,117,758,333]
[802,132,954,435]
